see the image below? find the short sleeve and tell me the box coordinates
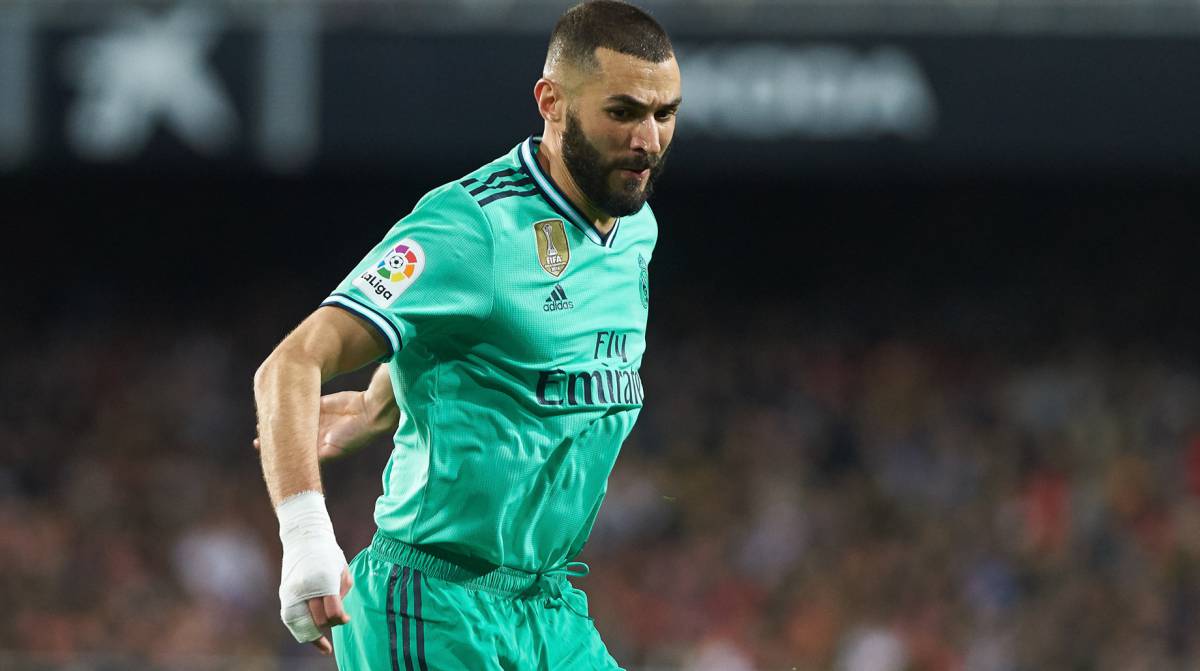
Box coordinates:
[321,183,494,359]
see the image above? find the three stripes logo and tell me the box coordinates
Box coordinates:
[543,284,574,312]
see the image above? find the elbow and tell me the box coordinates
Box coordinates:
[253,353,280,399]
[254,341,326,397]
[253,358,273,398]
[253,344,302,397]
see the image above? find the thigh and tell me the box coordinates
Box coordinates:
[526,585,624,671]
[332,549,396,671]
[335,551,511,671]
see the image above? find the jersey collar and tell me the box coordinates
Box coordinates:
[519,136,621,248]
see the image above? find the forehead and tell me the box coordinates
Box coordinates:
[582,48,681,103]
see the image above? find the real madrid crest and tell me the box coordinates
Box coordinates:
[534,219,570,277]
[638,254,649,309]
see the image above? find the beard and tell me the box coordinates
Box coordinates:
[561,110,670,218]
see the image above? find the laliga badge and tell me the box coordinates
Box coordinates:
[353,238,425,308]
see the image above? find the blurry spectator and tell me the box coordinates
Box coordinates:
[6,293,1200,669]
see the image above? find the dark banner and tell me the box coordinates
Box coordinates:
[3,4,1199,179]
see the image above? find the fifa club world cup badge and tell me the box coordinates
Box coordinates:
[638,254,649,309]
[534,219,570,277]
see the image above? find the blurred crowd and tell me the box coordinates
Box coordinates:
[4,291,1200,670]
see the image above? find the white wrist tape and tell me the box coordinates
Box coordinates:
[276,491,346,643]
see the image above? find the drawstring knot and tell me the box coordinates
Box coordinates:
[533,561,591,620]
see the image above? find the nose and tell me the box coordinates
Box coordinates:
[630,117,661,155]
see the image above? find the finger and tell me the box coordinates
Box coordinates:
[318,445,347,464]
[253,437,261,451]
[318,438,343,456]
[311,636,333,656]
[340,567,353,599]
[323,593,350,626]
[307,596,329,628]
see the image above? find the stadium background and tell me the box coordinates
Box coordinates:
[5,1,1200,669]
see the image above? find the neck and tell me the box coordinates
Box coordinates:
[536,130,617,235]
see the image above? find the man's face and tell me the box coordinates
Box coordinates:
[559,48,681,218]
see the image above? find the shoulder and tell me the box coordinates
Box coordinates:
[409,180,486,222]
[406,145,529,231]
[457,152,527,200]
[454,148,533,221]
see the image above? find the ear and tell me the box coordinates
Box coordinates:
[534,78,564,123]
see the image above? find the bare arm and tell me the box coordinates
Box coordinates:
[253,305,388,654]
[308,363,400,461]
[254,306,389,504]
[251,363,399,462]
[363,363,401,434]
[305,363,399,461]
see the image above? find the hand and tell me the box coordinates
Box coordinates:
[276,492,353,653]
[304,566,354,655]
[256,391,379,462]
[281,558,354,655]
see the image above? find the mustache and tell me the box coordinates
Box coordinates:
[614,145,672,173]
[612,156,660,172]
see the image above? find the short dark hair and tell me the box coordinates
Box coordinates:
[547,1,673,72]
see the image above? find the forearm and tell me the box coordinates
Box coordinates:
[363,364,401,435]
[255,351,325,506]
[254,307,387,646]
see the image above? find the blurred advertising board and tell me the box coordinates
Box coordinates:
[2,3,1199,180]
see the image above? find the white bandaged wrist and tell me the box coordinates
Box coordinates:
[276,491,346,643]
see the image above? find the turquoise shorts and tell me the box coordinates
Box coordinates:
[332,532,623,670]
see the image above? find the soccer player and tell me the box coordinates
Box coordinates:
[252,1,680,668]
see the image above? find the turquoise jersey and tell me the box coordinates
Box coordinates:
[322,137,656,572]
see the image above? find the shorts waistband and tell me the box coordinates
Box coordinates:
[368,531,549,597]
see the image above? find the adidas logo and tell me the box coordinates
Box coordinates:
[543,284,575,312]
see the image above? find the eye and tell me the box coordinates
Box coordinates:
[655,109,677,122]
[607,108,632,120]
